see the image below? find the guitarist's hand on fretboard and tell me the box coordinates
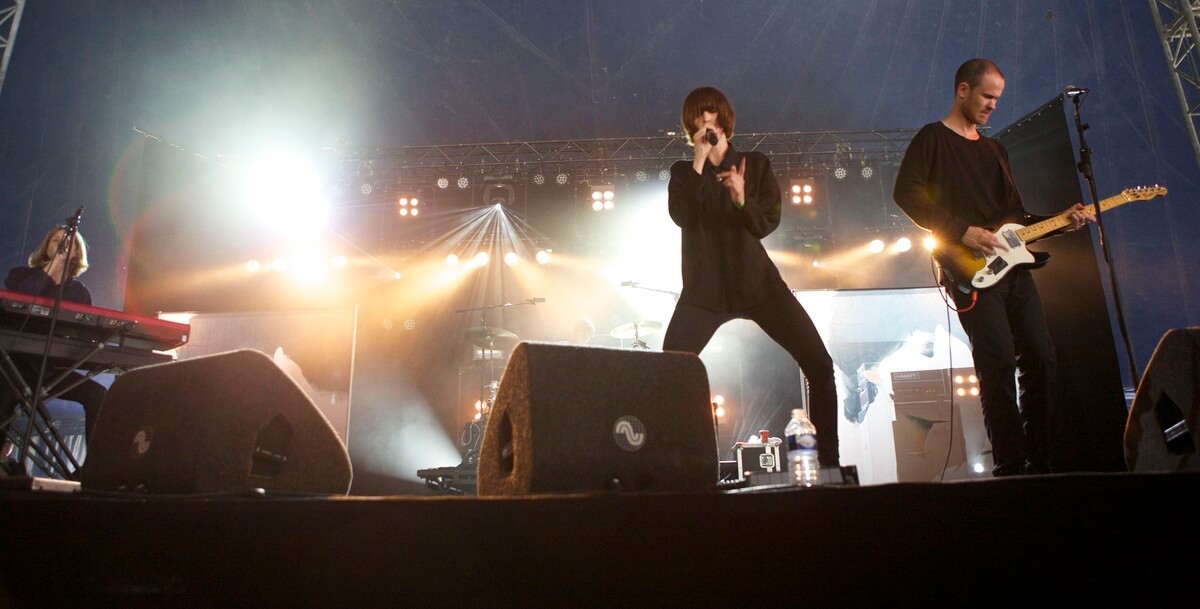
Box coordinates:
[1063,203,1096,231]
[962,226,1008,257]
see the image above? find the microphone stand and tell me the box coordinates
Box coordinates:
[452,298,544,466]
[16,208,86,477]
[1070,93,1140,389]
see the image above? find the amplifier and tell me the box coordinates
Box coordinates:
[891,368,978,404]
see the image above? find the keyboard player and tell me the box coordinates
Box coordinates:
[1,225,107,469]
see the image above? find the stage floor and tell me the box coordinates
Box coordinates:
[1,471,1195,607]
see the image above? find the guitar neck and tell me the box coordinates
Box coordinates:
[1016,192,1131,242]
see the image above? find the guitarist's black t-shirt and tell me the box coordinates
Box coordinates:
[893,121,1044,245]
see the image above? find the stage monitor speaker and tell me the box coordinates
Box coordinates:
[1125,328,1200,472]
[81,349,353,494]
[477,342,717,496]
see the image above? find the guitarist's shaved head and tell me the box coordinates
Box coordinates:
[954,58,1004,91]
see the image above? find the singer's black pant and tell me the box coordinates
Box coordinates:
[954,269,1056,476]
[663,292,840,466]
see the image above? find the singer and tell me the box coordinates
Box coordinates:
[663,86,840,468]
[892,58,1094,476]
[2,224,107,460]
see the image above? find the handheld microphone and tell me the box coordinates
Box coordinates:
[529,297,545,304]
[1064,86,1089,97]
[620,280,636,287]
[705,130,718,146]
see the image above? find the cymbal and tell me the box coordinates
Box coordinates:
[465,326,518,347]
[610,320,662,339]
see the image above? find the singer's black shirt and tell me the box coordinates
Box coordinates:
[668,146,789,312]
[5,266,92,305]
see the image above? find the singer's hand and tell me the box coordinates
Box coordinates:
[717,157,747,205]
[43,250,69,285]
[691,128,715,173]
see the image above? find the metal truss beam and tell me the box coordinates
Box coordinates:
[0,0,25,98]
[330,129,922,187]
[1149,0,1200,170]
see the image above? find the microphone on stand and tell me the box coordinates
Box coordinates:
[528,297,545,304]
[1064,86,1089,97]
[66,207,84,228]
[620,280,637,287]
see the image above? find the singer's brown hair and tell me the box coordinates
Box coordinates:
[681,86,736,145]
[27,225,89,278]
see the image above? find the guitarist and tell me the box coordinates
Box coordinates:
[892,58,1094,477]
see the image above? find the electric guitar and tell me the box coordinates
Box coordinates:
[933,185,1167,292]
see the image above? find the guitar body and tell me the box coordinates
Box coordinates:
[934,223,1050,292]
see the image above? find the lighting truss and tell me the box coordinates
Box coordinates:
[0,0,27,97]
[326,129,922,186]
[1149,0,1200,170]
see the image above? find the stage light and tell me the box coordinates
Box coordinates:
[457,176,470,189]
[437,177,449,189]
[331,255,347,269]
[895,237,913,252]
[973,462,986,474]
[834,166,847,180]
[812,259,821,269]
[411,208,419,217]
[242,153,329,237]
[712,394,725,406]
[868,239,885,254]
[635,170,647,182]
[246,259,261,273]
[968,374,977,383]
[535,250,551,265]
[360,182,374,195]
[404,319,416,331]
[789,178,815,206]
[399,208,409,216]
[969,387,979,396]
[504,252,519,266]
[445,254,459,267]
[861,164,874,179]
[393,272,402,280]
[556,171,569,185]
[714,405,726,418]
[957,387,967,397]
[533,172,545,185]
[924,236,937,251]
[474,251,490,266]
[955,375,965,384]
[658,169,670,181]
[591,185,615,211]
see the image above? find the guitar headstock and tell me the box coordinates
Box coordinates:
[1122,185,1168,201]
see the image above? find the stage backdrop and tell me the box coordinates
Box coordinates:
[995,95,1128,472]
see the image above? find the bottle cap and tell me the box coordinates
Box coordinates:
[792,408,806,419]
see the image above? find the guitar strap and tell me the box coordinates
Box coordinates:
[986,137,1027,211]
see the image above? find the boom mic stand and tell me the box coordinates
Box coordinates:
[453,297,544,466]
[1070,90,1140,388]
[14,207,87,478]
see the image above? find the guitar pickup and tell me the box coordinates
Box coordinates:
[986,257,1009,275]
[1001,228,1022,248]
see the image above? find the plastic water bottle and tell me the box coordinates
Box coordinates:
[785,408,820,487]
